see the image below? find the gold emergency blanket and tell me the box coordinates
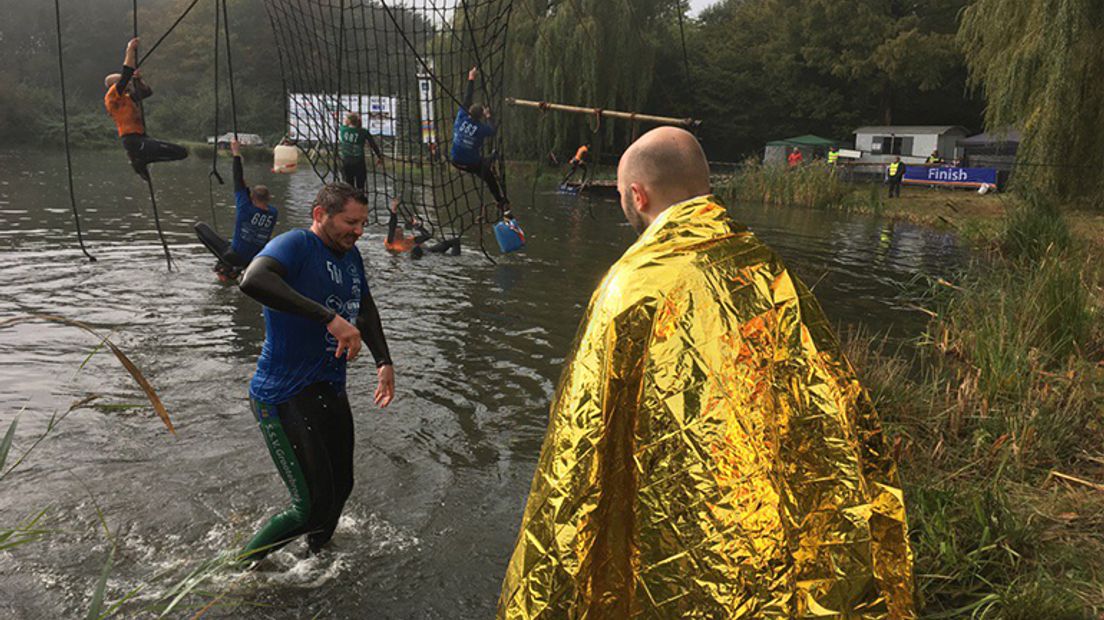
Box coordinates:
[498,196,914,619]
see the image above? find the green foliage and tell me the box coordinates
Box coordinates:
[687,0,980,159]
[842,196,1104,616]
[1000,192,1072,261]
[960,0,1104,204]
[2,0,985,160]
[0,417,15,472]
[715,160,852,209]
[505,0,674,160]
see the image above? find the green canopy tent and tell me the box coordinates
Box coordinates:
[764,134,839,165]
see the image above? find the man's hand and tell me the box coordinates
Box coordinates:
[485,107,493,120]
[230,138,241,157]
[389,197,400,213]
[133,69,143,80]
[374,364,394,408]
[327,314,361,361]
[468,66,478,81]
[124,37,140,68]
[375,157,385,168]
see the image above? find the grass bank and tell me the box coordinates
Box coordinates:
[834,193,1104,617]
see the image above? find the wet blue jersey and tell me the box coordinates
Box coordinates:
[249,229,368,404]
[450,107,495,166]
[231,189,278,260]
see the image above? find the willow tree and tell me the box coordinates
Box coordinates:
[960,0,1104,202]
[504,0,674,159]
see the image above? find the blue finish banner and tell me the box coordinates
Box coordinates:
[902,166,999,188]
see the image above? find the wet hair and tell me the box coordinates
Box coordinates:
[252,185,272,204]
[469,104,485,122]
[346,112,361,128]
[314,182,367,216]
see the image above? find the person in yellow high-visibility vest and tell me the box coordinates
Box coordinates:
[827,147,839,165]
[887,157,906,198]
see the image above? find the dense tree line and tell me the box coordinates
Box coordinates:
[9,0,1097,199]
[0,0,288,146]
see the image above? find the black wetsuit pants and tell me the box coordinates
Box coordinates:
[342,159,368,190]
[452,159,506,205]
[243,382,355,560]
[561,161,588,186]
[194,222,248,278]
[121,134,187,180]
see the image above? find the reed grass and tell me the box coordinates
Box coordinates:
[715,159,859,210]
[842,194,1104,617]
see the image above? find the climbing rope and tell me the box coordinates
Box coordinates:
[208,0,225,232]
[220,0,240,138]
[53,0,95,262]
[133,0,174,271]
[136,0,205,68]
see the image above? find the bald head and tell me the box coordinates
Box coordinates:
[617,126,711,232]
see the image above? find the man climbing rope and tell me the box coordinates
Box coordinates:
[451,66,508,214]
[338,112,385,190]
[104,37,187,181]
[237,182,395,563]
[195,138,279,282]
[560,143,590,187]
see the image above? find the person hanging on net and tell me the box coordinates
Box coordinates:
[195,138,279,282]
[237,182,395,563]
[338,112,385,190]
[384,197,431,257]
[103,38,188,181]
[450,66,509,216]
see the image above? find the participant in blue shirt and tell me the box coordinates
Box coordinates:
[237,183,395,562]
[194,138,279,282]
[450,66,509,213]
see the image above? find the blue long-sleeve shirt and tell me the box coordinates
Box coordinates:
[450,79,496,166]
[230,156,278,259]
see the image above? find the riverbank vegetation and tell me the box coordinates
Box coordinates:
[843,193,1104,617]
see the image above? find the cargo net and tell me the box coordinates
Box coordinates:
[265,0,512,247]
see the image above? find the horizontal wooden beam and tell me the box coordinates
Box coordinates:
[506,97,700,129]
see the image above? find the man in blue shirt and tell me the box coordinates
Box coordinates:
[451,66,508,215]
[237,182,395,561]
[195,138,279,282]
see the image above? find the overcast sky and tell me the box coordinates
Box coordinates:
[687,0,716,16]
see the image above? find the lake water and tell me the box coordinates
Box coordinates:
[0,149,963,618]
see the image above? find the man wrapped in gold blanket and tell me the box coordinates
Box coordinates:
[498,127,915,619]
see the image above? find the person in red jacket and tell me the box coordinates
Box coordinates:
[103,37,187,181]
[787,147,804,168]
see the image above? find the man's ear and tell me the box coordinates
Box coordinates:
[311,205,326,223]
[630,182,648,214]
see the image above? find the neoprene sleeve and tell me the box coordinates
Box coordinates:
[462,78,475,109]
[239,257,336,325]
[131,77,153,101]
[117,65,135,93]
[366,132,384,161]
[356,288,392,368]
[233,156,247,192]
[386,210,399,244]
